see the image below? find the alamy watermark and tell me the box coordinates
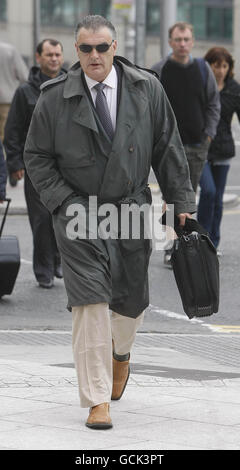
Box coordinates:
[65,196,176,251]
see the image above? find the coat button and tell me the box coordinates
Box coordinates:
[129,146,134,153]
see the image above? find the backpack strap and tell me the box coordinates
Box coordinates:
[196,58,208,88]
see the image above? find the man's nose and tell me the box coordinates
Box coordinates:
[90,48,100,59]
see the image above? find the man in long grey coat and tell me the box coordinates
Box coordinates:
[24,15,196,430]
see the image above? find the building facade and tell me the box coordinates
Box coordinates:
[0,0,239,77]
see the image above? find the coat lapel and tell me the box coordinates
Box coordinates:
[72,97,100,134]
[64,66,113,155]
[112,69,149,154]
[98,66,149,195]
[63,67,99,134]
[63,61,149,162]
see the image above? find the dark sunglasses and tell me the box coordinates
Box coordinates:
[78,40,114,54]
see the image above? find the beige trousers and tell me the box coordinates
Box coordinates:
[72,303,144,408]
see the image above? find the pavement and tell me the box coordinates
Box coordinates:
[0,180,240,451]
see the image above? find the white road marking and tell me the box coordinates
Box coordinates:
[20,258,32,265]
[148,304,239,333]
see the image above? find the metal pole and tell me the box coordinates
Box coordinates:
[160,0,177,58]
[111,1,126,57]
[33,0,41,65]
[233,0,240,80]
[135,0,147,66]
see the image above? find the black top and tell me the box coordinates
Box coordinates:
[208,77,240,160]
[160,59,206,144]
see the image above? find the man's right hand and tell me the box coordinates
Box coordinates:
[177,212,192,227]
[11,169,25,181]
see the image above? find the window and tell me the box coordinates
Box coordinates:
[146,0,160,35]
[177,0,233,41]
[89,0,110,17]
[0,0,7,22]
[207,6,232,40]
[41,0,88,27]
[41,0,110,27]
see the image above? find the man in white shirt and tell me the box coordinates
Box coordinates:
[84,65,118,130]
[24,15,196,430]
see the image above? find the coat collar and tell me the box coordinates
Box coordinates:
[63,63,85,98]
[63,58,150,148]
[63,58,150,99]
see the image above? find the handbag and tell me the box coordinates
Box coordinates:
[171,218,219,319]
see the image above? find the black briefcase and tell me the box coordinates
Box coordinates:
[0,198,20,298]
[171,218,219,319]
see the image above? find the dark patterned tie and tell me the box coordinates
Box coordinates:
[94,82,114,141]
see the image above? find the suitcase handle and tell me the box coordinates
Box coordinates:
[0,198,11,238]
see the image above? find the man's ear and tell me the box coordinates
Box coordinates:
[112,40,117,56]
[35,52,41,65]
[75,42,80,58]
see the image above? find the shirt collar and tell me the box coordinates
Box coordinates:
[84,65,117,91]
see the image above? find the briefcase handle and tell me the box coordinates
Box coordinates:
[0,198,11,238]
[175,218,208,238]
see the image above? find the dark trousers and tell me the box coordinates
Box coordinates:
[184,141,210,193]
[197,161,230,248]
[24,173,61,283]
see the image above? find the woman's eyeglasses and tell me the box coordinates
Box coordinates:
[78,40,114,54]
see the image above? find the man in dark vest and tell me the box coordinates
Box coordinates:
[152,22,220,265]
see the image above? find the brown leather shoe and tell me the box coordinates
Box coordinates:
[111,357,130,400]
[85,403,112,429]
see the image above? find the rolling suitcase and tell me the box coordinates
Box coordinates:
[0,198,20,298]
[171,218,219,319]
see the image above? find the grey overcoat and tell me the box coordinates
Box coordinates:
[24,57,196,318]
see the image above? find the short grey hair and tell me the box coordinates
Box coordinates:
[169,22,194,39]
[75,15,117,41]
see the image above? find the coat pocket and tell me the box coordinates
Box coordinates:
[58,152,96,168]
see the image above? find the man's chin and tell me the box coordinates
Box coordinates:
[87,66,106,81]
[44,68,60,78]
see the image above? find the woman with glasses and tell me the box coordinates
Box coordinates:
[197,47,240,252]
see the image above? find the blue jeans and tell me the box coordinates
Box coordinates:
[197,161,229,248]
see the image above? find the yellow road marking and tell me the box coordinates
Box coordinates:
[211,325,240,333]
